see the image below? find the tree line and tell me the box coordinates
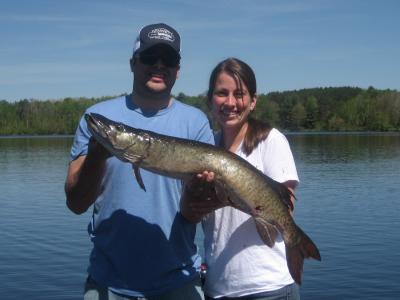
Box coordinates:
[0,87,399,135]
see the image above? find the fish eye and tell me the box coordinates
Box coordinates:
[116,124,124,131]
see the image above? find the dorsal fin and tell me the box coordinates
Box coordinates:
[264,177,295,211]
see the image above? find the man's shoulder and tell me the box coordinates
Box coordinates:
[173,99,206,115]
[172,100,210,126]
[87,95,126,113]
[170,99,213,144]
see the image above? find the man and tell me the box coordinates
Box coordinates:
[65,23,214,300]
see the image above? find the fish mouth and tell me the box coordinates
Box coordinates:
[84,113,119,147]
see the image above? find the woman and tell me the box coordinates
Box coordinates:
[181,58,300,299]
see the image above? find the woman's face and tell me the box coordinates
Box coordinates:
[211,72,256,130]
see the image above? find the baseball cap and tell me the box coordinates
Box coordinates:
[133,23,181,57]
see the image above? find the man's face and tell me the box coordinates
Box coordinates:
[132,45,180,95]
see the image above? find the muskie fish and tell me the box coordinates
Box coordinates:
[85,113,321,284]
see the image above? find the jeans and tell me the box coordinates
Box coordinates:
[84,276,204,300]
[204,283,300,300]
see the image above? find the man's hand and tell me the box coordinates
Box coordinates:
[180,171,226,223]
[65,137,111,214]
[87,137,112,160]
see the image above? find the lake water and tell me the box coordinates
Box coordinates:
[0,133,399,299]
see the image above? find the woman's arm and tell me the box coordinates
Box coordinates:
[283,180,298,216]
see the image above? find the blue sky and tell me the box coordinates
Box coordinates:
[1,0,399,101]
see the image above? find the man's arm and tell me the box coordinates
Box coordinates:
[180,171,225,223]
[65,139,110,215]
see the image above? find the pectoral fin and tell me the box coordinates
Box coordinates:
[122,152,147,192]
[254,217,278,248]
[133,164,146,191]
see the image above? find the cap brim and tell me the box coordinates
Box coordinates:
[136,43,180,57]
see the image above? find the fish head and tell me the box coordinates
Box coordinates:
[85,113,149,161]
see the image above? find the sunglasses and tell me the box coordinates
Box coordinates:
[138,52,180,68]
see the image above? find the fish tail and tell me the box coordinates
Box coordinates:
[286,226,321,285]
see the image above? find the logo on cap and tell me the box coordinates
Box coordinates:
[148,28,175,42]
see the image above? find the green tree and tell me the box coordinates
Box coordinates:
[253,95,279,126]
[291,102,306,130]
[304,96,318,129]
[328,115,346,131]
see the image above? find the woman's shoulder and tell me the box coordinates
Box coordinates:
[263,128,288,144]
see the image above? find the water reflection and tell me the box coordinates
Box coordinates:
[288,133,400,164]
[0,134,399,299]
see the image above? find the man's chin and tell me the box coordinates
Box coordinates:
[145,82,168,94]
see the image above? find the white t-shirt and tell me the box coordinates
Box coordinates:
[202,128,299,298]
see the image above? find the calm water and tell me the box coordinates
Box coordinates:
[0,134,399,299]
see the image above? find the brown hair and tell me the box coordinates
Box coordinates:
[207,58,271,155]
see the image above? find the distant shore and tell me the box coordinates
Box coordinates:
[1,86,399,134]
[2,131,400,139]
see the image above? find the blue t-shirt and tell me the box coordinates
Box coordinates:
[70,95,214,297]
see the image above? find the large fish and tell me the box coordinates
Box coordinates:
[85,112,321,284]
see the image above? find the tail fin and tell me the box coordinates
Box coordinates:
[286,227,321,285]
